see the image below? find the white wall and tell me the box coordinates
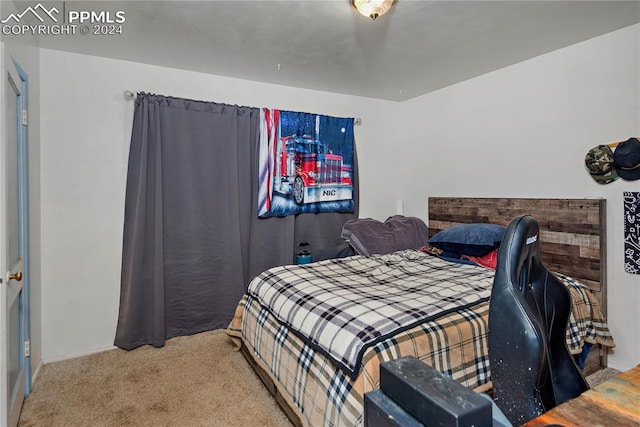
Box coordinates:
[40,24,639,370]
[38,49,398,361]
[398,24,640,371]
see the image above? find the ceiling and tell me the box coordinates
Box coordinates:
[10,0,640,101]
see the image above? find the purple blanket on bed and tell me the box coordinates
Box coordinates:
[341,215,429,256]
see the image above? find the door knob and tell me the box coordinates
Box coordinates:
[9,271,22,281]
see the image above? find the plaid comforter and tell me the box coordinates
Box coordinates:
[227,250,615,427]
[247,250,494,378]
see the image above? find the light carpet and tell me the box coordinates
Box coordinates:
[19,328,619,426]
[18,329,293,426]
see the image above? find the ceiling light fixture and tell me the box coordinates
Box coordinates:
[353,0,394,20]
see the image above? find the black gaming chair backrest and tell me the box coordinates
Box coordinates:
[488,215,589,425]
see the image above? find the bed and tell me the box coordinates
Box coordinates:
[226,197,614,427]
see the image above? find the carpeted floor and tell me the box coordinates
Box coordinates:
[19,329,620,426]
[585,366,621,388]
[18,330,293,427]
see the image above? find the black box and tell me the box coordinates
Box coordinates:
[379,357,492,427]
[364,389,423,427]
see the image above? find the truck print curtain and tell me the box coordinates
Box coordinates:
[258,109,355,218]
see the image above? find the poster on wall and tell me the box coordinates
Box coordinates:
[623,191,640,275]
[257,109,355,218]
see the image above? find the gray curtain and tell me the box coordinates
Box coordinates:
[115,93,357,350]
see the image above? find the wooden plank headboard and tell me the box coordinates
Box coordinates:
[427,197,608,373]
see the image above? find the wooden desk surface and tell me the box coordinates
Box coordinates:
[522,364,640,427]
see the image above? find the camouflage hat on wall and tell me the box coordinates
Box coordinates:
[585,145,619,184]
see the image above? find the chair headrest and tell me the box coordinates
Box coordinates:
[497,215,542,288]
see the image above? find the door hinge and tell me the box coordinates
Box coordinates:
[24,340,30,357]
[22,109,28,126]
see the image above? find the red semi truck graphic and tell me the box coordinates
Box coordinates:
[274,136,353,205]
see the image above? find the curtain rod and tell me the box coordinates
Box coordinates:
[123,90,362,125]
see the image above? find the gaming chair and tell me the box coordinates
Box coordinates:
[488,215,589,425]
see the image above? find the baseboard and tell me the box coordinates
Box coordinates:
[43,345,118,364]
[30,360,44,389]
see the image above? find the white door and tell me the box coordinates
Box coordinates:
[0,51,28,427]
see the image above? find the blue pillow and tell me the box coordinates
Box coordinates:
[428,223,505,257]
